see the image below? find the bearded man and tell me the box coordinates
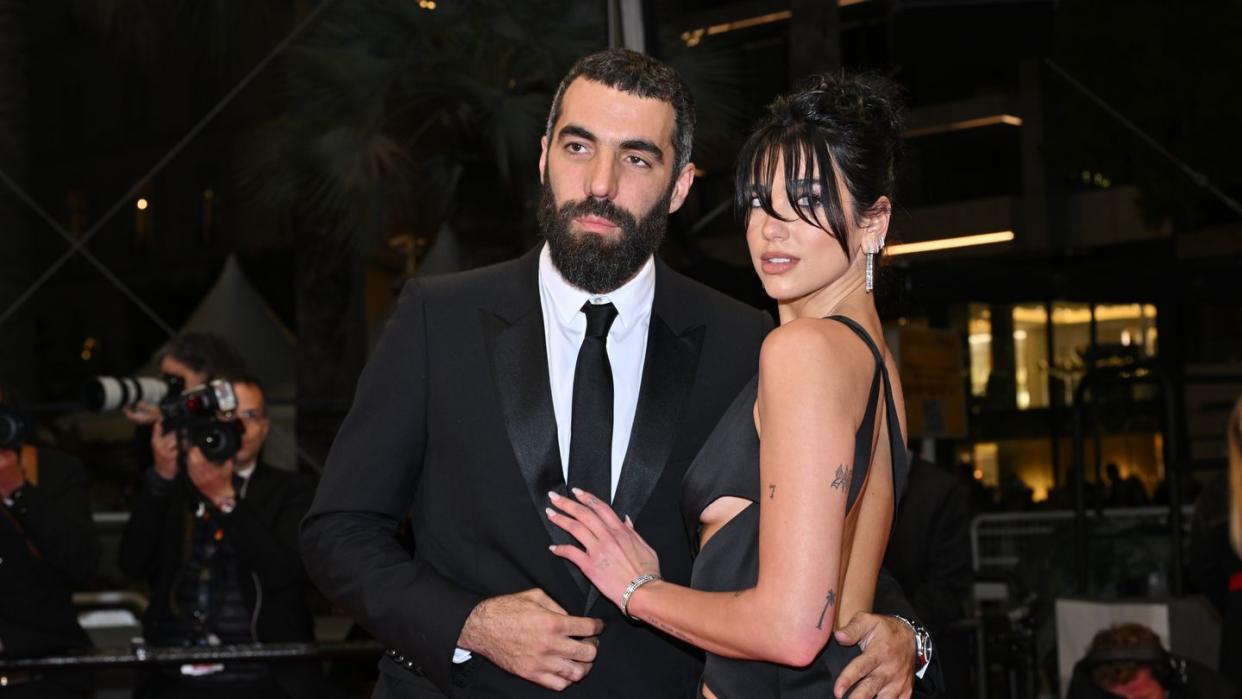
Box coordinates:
[301,48,935,699]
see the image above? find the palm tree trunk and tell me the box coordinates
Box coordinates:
[0,0,38,398]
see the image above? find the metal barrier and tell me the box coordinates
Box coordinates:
[0,640,383,672]
[971,506,1194,576]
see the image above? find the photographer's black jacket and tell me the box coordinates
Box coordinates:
[0,448,99,656]
[118,461,316,693]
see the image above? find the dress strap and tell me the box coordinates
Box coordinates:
[824,316,909,513]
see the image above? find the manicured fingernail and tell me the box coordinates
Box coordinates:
[571,487,584,497]
[545,507,557,518]
[548,490,560,501]
[548,545,557,552]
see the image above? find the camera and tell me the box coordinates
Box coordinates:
[159,380,238,429]
[162,381,244,464]
[84,374,186,412]
[86,374,243,463]
[0,403,27,450]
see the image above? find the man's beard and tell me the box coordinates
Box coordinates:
[538,180,671,295]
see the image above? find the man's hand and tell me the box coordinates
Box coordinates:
[185,446,235,508]
[150,421,180,480]
[123,400,161,426]
[0,448,25,498]
[833,612,915,699]
[458,588,603,691]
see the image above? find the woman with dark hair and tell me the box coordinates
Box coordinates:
[547,72,910,697]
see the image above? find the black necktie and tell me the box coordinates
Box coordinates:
[568,302,618,503]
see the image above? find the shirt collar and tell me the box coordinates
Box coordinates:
[235,461,257,480]
[538,242,655,333]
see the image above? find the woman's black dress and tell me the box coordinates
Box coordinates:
[681,316,910,698]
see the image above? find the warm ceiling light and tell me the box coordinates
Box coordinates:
[902,115,1023,139]
[886,230,1014,256]
[136,198,149,210]
[682,1,867,46]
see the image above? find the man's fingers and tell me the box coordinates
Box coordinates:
[834,649,880,698]
[524,588,568,615]
[559,614,604,638]
[876,681,913,699]
[553,636,599,663]
[834,611,873,646]
[843,676,884,699]
[534,673,571,692]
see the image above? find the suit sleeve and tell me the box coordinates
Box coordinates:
[911,482,973,632]
[300,280,484,695]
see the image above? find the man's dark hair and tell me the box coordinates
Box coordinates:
[545,48,696,173]
[1087,623,1166,690]
[158,333,248,382]
[234,374,266,395]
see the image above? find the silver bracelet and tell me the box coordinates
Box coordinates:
[620,573,661,620]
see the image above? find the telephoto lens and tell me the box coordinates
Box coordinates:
[84,376,170,411]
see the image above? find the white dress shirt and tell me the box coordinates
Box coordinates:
[453,244,655,665]
[538,243,654,499]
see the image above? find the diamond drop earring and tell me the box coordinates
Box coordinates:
[864,248,875,293]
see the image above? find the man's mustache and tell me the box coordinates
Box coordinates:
[559,197,638,231]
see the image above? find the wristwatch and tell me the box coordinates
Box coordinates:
[892,614,933,679]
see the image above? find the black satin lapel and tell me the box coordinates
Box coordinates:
[613,317,703,534]
[482,309,589,597]
[585,319,702,613]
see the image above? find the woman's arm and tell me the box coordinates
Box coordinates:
[551,320,871,666]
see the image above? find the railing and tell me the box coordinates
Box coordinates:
[0,640,383,672]
[971,506,1194,577]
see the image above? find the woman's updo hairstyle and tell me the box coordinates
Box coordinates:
[735,71,904,259]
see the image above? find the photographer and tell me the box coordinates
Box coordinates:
[119,363,319,698]
[0,391,99,698]
[119,333,248,479]
[1065,623,1237,699]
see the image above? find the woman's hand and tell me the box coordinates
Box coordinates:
[546,488,661,610]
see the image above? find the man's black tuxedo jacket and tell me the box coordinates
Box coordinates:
[301,247,925,697]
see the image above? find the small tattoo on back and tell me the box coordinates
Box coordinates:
[769,484,776,499]
[831,464,849,491]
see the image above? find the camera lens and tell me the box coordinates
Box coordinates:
[188,419,243,463]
